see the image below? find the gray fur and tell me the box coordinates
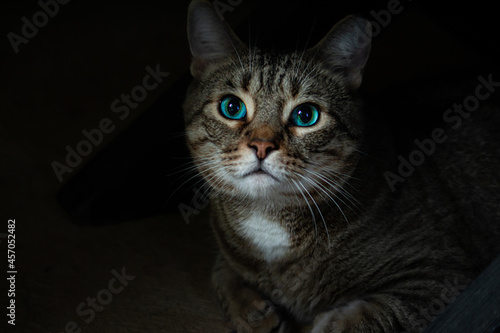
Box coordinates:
[183,1,500,332]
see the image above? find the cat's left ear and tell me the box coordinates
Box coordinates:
[312,16,372,90]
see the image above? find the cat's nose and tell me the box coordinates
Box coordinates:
[248,140,277,160]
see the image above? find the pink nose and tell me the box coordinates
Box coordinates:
[248,140,277,160]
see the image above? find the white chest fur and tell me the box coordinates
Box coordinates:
[236,213,292,262]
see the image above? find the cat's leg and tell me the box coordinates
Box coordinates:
[310,297,419,333]
[212,253,288,333]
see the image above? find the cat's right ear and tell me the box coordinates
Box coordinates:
[187,0,243,78]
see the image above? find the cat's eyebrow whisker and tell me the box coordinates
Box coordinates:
[295,33,325,87]
[291,45,303,79]
[294,14,318,82]
[299,61,322,87]
[247,18,252,74]
[220,26,245,74]
[247,19,258,76]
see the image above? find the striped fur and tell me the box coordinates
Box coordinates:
[183,1,500,332]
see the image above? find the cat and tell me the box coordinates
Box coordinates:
[182,0,500,332]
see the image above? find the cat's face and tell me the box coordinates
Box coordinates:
[184,0,371,203]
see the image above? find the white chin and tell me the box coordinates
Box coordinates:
[235,173,281,198]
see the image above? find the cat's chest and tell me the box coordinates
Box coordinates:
[235,213,292,262]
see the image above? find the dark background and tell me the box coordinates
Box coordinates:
[1,0,499,332]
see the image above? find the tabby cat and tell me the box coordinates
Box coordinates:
[182,0,500,332]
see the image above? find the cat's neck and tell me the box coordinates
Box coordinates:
[210,192,358,259]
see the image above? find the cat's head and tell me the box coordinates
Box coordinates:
[183,0,371,204]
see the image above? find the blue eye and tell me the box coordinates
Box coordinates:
[290,104,319,127]
[219,95,247,120]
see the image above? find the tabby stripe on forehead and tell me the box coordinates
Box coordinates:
[258,71,264,92]
[277,72,286,91]
[225,79,235,89]
[290,78,301,98]
[240,72,252,91]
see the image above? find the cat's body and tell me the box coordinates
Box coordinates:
[183,1,500,332]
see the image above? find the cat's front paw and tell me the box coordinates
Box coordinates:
[229,288,289,333]
[311,300,378,333]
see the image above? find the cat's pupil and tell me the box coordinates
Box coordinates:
[227,98,241,116]
[297,106,313,123]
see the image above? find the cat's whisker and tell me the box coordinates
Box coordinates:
[306,159,363,183]
[304,168,363,213]
[295,172,341,238]
[165,156,215,177]
[294,177,331,247]
[168,158,223,196]
[321,176,362,213]
[161,130,189,142]
[304,170,355,210]
[290,178,318,242]
[201,163,235,197]
[285,177,303,207]
[196,167,223,197]
[320,168,363,193]
[187,169,223,203]
[301,172,352,228]
[167,166,217,200]
[163,158,214,193]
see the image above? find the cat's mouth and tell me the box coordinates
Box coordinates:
[243,167,279,182]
